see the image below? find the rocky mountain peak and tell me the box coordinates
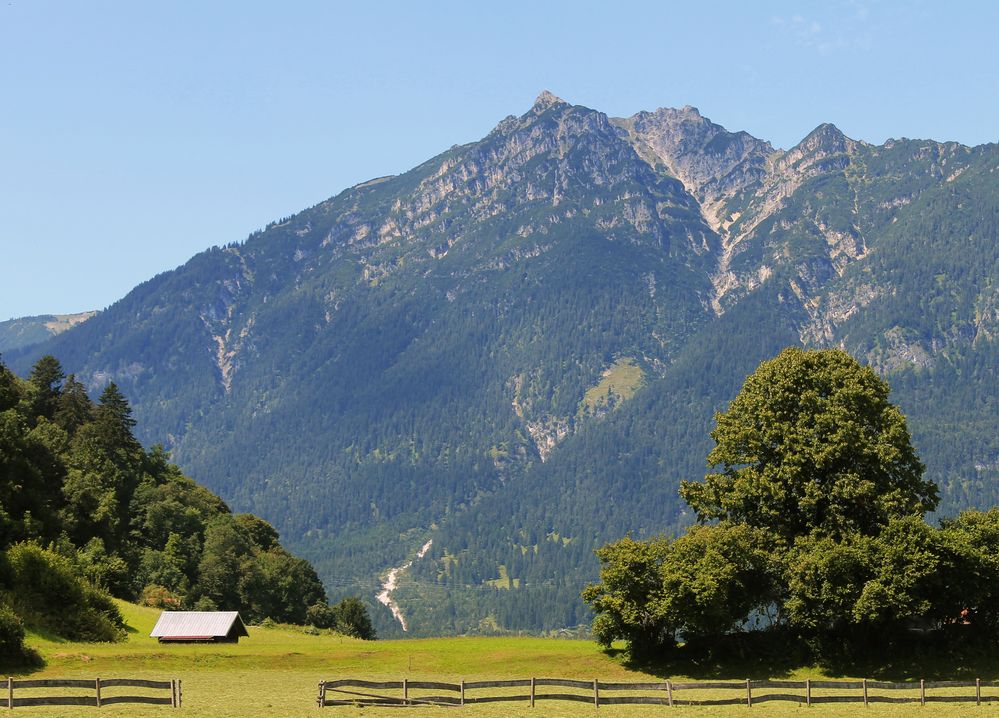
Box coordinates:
[770,122,857,180]
[532,90,568,112]
[612,105,774,232]
[798,122,851,154]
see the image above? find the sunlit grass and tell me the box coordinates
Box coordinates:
[579,357,644,416]
[15,601,999,716]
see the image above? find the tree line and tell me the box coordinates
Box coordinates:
[0,354,372,668]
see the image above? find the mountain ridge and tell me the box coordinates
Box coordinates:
[11,93,999,637]
[0,311,97,353]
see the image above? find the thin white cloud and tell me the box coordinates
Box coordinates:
[770,3,873,55]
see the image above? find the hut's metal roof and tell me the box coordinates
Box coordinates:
[150,611,249,639]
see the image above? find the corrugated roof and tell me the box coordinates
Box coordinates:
[150,611,248,638]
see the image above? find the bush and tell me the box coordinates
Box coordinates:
[140,584,183,610]
[0,602,38,669]
[334,597,375,640]
[4,543,125,642]
[306,602,337,629]
[191,596,217,612]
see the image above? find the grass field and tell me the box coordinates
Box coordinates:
[13,601,999,715]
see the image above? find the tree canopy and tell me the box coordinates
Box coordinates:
[584,347,999,661]
[1,354,376,667]
[680,347,937,540]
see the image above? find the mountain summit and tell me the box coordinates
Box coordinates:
[14,94,999,637]
[533,89,567,110]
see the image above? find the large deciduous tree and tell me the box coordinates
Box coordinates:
[680,347,937,541]
[584,524,778,653]
[584,347,998,658]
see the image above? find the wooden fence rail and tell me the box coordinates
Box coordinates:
[318,677,999,708]
[3,677,181,709]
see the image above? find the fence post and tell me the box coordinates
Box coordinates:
[7,677,11,710]
[171,680,177,709]
[403,678,408,706]
[746,678,752,707]
[594,678,599,709]
[95,677,101,708]
[530,677,535,708]
[920,678,925,706]
[806,678,811,707]
[178,679,182,709]
[666,679,673,707]
[862,678,868,708]
[977,678,981,706]
[460,679,465,707]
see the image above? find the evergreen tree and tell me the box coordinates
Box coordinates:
[54,375,94,435]
[0,360,21,413]
[26,356,64,423]
[92,383,141,457]
[334,597,375,640]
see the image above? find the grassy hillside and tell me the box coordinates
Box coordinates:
[14,600,999,716]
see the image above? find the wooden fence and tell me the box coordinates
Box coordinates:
[317,677,999,708]
[3,677,180,708]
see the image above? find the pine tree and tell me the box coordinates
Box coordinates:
[27,355,65,422]
[54,375,94,436]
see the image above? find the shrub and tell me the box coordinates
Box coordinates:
[141,584,183,610]
[306,602,337,629]
[334,597,375,640]
[0,602,38,669]
[191,596,217,611]
[4,543,124,642]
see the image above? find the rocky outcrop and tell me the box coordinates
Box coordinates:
[613,106,775,232]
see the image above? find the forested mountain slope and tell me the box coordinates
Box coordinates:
[12,92,999,637]
[0,312,96,353]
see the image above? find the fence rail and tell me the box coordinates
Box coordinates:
[318,677,999,708]
[4,677,180,709]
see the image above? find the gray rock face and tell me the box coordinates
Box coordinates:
[613,106,775,231]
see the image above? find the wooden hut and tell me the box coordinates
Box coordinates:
[150,611,249,643]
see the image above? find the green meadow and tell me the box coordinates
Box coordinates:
[13,601,997,716]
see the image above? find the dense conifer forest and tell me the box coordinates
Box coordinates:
[0,354,374,668]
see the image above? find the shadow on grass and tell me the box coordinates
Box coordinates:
[0,646,44,675]
[616,629,806,680]
[25,625,70,643]
[816,626,999,681]
[610,626,999,681]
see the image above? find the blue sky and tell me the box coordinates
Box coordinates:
[2,0,996,321]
